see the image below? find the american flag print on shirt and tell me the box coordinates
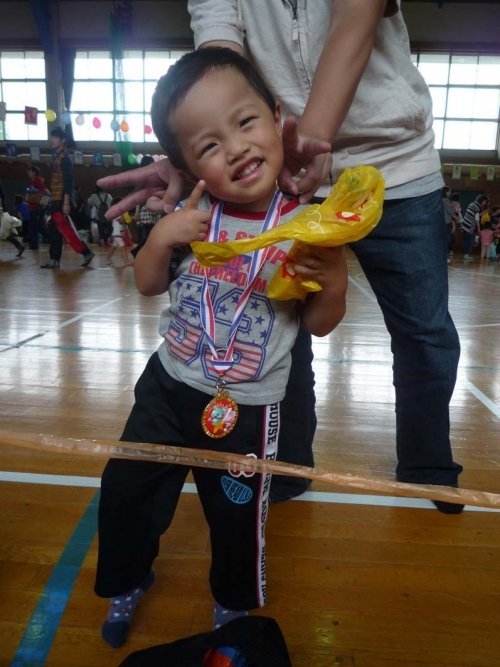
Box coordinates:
[164,267,275,385]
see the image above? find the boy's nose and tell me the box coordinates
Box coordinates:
[226,137,249,162]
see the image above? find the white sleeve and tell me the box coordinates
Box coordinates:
[188,0,244,50]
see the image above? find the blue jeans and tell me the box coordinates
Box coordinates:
[350,189,462,485]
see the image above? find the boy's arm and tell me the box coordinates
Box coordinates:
[294,246,348,337]
[134,181,211,296]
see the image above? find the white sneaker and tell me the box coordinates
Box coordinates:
[463,254,474,261]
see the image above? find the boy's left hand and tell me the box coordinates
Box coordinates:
[292,245,347,294]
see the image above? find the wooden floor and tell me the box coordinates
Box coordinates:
[0,241,499,667]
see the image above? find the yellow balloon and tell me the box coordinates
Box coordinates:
[45,109,57,122]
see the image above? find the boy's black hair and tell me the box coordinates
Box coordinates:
[28,165,40,175]
[151,47,277,172]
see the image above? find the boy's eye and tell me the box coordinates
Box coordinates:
[240,116,256,127]
[200,142,217,156]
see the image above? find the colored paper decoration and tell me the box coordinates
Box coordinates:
[92,116,102,129]
[24,106,38,125]
[110,119,120,132]
[75,114,85,126]
[144,124,152,134]
[45,109,57,122]
[127,153,137,165]
[120,120,129,132]
[61,111,71,125]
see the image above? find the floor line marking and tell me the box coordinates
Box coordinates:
[0,298,123,352]
[1,472,497,512]
[464,381,500,418]
[10,492,99,667]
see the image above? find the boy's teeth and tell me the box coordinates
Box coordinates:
[239,161,259,178]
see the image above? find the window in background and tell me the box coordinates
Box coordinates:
[413,53,500,150]
[0,51,48,141]
[71,49,188,143]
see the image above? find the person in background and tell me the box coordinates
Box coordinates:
[87,185,113,245]
[107,198,134,267]
[442,186,456,262]
[95,48,348,649]
[97,0,464,513]
[26,165,50,250]
[0,205,25,258]
[40,127,95,269]
[14,194,31,243]
[479,221,494,261]
[461,195,489,262]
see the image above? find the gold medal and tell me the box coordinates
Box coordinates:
[201,386,239,439]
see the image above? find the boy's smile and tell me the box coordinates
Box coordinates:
[170,67,284,212]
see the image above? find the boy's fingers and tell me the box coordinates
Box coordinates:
[184,180,206,210]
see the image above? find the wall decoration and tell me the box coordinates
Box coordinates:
[113,153,122,167]
[74,150,84,165]
[30,146,41,161]
[75,114,85,126]
[45,109,57,122]
[5,143,18,157]
[452,164,461,180]
[486,166,495,181]
[93,152,104,166]
[24,106,38,125]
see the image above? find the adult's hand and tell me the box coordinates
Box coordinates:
[278,116,333,203]
[97,157,185,219]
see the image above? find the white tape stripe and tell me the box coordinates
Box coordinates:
[464,380,500,418]
[2,471,499,512]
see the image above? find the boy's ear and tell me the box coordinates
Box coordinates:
[178,168,198,184]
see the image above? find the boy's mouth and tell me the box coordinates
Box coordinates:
[233,159,263,181]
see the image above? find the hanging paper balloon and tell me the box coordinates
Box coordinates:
[45,109,57,122]
[61,111,71,125]
[144,124,152,135]
[136,153,144,164]
[127,153,137,165]
[120,120,130,133]
[110,119,120,132]
[92,116,102,129]
[75,114,85,126]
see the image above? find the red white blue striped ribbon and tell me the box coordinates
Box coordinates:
[200,190,284,377]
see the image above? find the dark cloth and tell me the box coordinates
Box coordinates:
[270,326,315,502]
[118,616,292,667]
[95,353,279,611]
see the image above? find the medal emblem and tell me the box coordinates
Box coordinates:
[201,387,239,438]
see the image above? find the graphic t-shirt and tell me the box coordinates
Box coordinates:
[158,194,305,405]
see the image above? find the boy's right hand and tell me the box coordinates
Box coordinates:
[157,180,210,247]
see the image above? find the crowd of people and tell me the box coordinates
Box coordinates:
[442,187,500,263]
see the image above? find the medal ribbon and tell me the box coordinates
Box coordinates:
[200,190,284,378]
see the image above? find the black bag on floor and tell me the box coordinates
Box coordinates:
[118,616,292,667]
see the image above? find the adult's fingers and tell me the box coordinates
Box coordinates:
[97,161,161,190]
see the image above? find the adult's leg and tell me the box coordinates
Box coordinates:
[351,190,462,487]
[270,326,316,502]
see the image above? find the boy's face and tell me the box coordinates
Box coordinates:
[170,67,283,212]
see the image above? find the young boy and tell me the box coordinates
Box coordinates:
[95,47,348,648]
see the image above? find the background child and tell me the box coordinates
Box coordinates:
[0,205,24,257]
[107,198,134,267]
[95,47,347,649]
[479,222,494,260]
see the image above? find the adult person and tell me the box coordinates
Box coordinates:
[41,128,94,269]
[98,0,463,512]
